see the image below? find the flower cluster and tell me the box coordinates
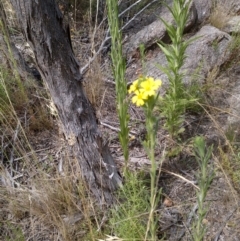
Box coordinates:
[128,76,162,106]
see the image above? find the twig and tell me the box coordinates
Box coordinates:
[96,0,148,30]
[80,0,158,76]
[13,146,53,161]
[121,0,158,31]
[103,78,116,85]
[1,167,21,189]
[58,157,65,176]
[100,121,137,136]
[162,168,200,190]
[80,32,110,75]
[9,120,20,176]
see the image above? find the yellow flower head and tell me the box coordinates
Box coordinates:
[128,79,139,94]
[144,77,162,90]
[139,77,162,97]
[140,78,156,97]
[129,76,162,107]
[131,90,147,106]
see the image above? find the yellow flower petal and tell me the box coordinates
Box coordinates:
[131,90,147,106]
[128,79,139,94]
[153,79,162,89]
[140,77,161,97]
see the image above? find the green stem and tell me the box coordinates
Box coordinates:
[107,0,129,173]
[145,101,158,241]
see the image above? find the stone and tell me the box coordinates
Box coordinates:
[145,25,232,88]
[193,0,212,24]
[123,0,197,58]
[227,76,240,127]
[223,16,240,34]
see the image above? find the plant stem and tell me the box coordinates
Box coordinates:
[107,0,129,173]
[193,136,214,241]
[145,100,158,241]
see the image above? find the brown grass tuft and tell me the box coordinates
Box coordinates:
[208,3,232,30]
[84,58,106,109]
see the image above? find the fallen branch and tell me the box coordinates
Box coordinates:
[162,168,200,190]
[100,121,137,136]
[81,0,158,76]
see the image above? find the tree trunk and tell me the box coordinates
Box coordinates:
[10,0,122,205]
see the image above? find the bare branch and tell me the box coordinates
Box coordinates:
[81,0,159,76]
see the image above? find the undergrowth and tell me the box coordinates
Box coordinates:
[109,172,149,240]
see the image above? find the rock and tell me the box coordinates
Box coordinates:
[227,73,240,127]
[144,25,232,87]
[193,0,212,24]
[222,0,240,15]
[193,0,240,28]
[123,0,197,58]
[223,16,240,34]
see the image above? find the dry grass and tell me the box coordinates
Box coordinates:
[0,2,107,240]
[83,58,106,109]
[208,3,232,30]
[1,150,104,241]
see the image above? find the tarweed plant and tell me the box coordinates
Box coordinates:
[192,136,214,241]
[107,2,164,233]
[129,76,162,241]
[157,0,196,137]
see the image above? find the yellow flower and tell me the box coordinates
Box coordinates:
[140,77,162,97]
[153,79,162,89]
[144,77,162,90]
[132,90,147,106]
[140,78,156,97]
[128,79,139,94]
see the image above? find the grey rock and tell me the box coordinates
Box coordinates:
[145,25,232,88]
[123,0,197,58]
[218,0,240,15]
[193,0,212,23]
[227,73,240,126]
[223,16,240,34]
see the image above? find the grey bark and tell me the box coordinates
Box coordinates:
[10,0,122,205]
[0,1,36,80]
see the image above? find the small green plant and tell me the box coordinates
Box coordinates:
[107,0,129,172]
[192,136,214,241]
[109,172,149,241]
[5,222,25,241]
[157,0,198,137]
[220,126,240,191]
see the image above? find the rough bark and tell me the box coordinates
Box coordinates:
[0,1,36,80]
[10,0,122,205]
